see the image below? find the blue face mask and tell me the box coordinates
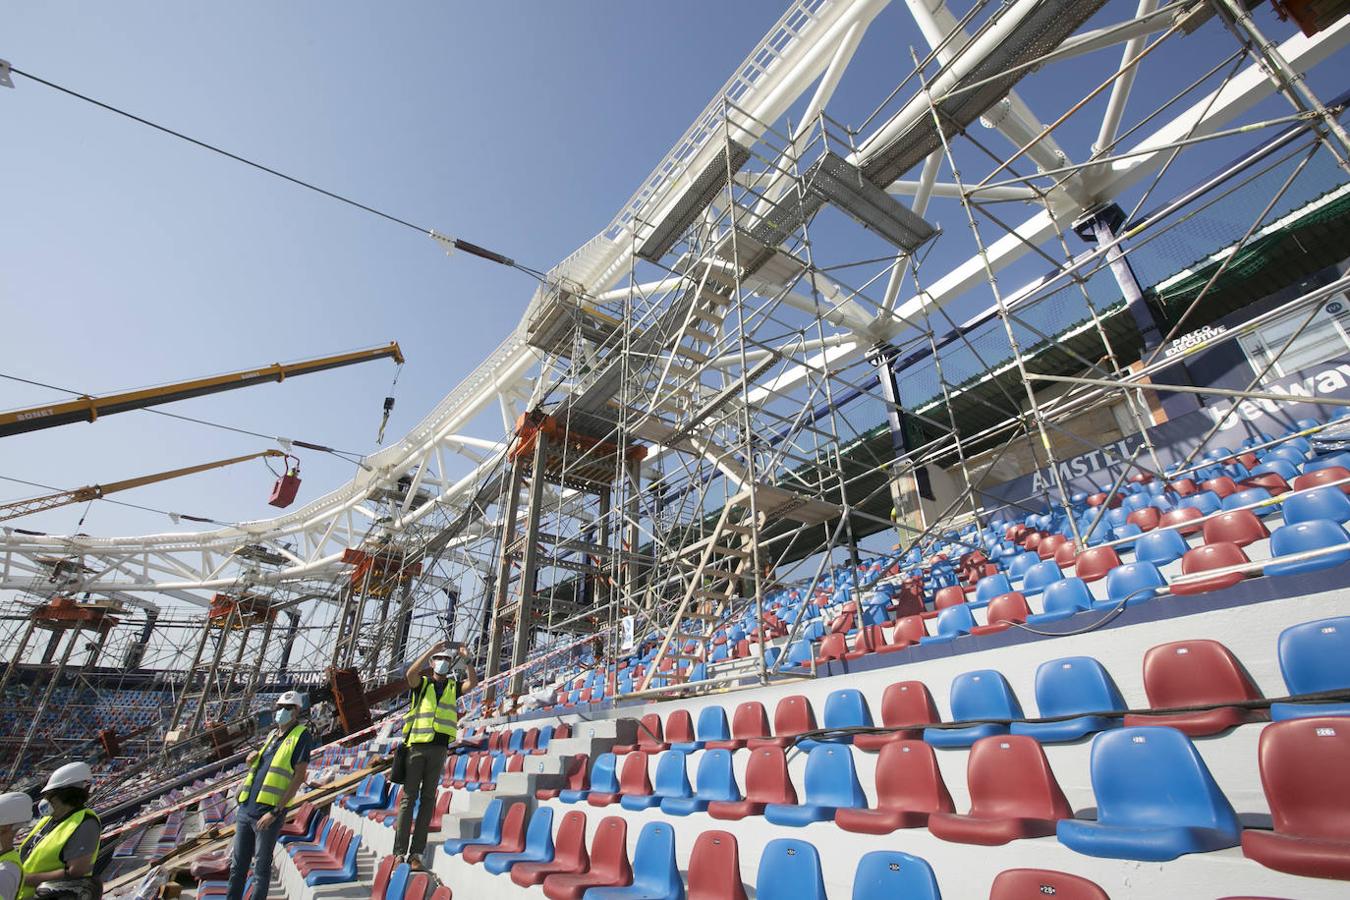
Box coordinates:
[275,707,295,726]
[37,799,52,818]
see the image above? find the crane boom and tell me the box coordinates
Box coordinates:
[0,342,404,438]
[0,450,286,523]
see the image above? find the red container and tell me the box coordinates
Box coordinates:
[269,467,301,508]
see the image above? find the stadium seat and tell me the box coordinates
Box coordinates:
[483,806,554,875]
[850,851,941,900]
[679,706,729,751]
[615,714,667,755]
[403,873,431,900]
[371,856,398,900]
[1125,639,1266,736]
[542,816,632,900]
[645,750,692,809]
[462,801,527,864]
[971,592,1032,635]
[1203,509,1269,548]
[442,798,505,856]
[542,754,589,802]
[1183,491,1223,515]
[1272,617,1350,720]
[748,695,816,749]
[799,689,872,749]
[918,603,976,645]
[1159,506,1205,535]
[1057,727,1241,860]
[1135,528,1189,567]
[1074,546,1121,582]
[1283,485,1350,524]
[662,748,738,816]
[1293,465,1350,494]
[813,633,848,666]
[754,839,827,900]
[854,681,941,750]
[706,700,769,750]
[1026,578,1094,625]
[764,744,867,826]
[878,615,928,652]
[1201,476,1239,498]
[568,753,618,805]
[1223,487,1275,514]
[1127,506,1161,531]
[1098,561,1166,608]
[934,585,968,611]
[663,709,697,750]
[1241,717,1350,879]
[976,573,1014,604]
[1013,656,1126,743]
[582,821,681,900]
[613,752,656,810]
[708,746,796,820]
[928,735,1072,845]
[686,831,747,900]
[1021,561,1064,597]
[1266,519,1350,575]
[836,740,954,834]
[510,810,588,888]
[1171,542,1250,595]
[988,869,1109,900]
[925,670,1023,748]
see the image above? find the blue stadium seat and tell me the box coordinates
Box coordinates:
[918,604,975,645]
[561,753,617,804]
[1026,578,1093,625]
[799,689,873,750]
[1007,551,1040,582]
[925,670,1022,748]
[442,798,505,856]
[1283,486,1350,524]
[1265,519,1350,575]
[662,749,738,816]
[764,745,867,826]
[1097,561,1166,608]
[1252,459,1300,481]
[755,839,827,900]
[1223,486,1276,515]
[1110,523,1143,548]
[686,706,730,750]
[850,851,941,900]
[1272,617,1350,720]
[483,806,554,875]
[1012,657,1126,743]
[1021,560,1064,597]
[1134,528,1189,567]
[647,751,693,807]
[585,821,682,900]
[1181,491,1222,515]
[976,573,1014,605]
[1057,727,1241,860]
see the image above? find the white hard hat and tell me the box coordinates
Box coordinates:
[0,792,32,827]
[42,762,93,794]
[276,690,305,708]
[431,647,457,661]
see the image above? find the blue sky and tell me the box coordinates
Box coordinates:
[0,1,1339,543]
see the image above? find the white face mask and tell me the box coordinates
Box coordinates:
[432,659,452,676]
[275,707,295,726]
[37,799,52,818]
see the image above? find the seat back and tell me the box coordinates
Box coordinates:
[889,615,928,646]
[744,746,797,805]
[817,633,848,661]
[629,822,681,895]
[652,750,692,800]
[966,735,1071,820]
[1022,560,1064,594]
[636,713,664,748]
[1159,506,1205,535]
[473,799,506,844]
[384,863,410,900]
[696,706,730,743]
[934,585,966,610]
[497,802,527,851]
[553,810,590,869]
[1203,509,1268,547]
[1135,528,1189,566]
[755,839,827,900]
[1258,717,1350,839]
[874,740,953,815]
[687,830,747,900]
[1141,639,1262,709]
[985,592,1031,627]
[935,603,976,638]
[950,670,1023,722]
[975,573,1013,604]
[1090,727,1239,831]
[402,872,430,900]
[772,695,817,740]
[1277,616,1350,694]
[522,805,554,858]
[989,869,1109,900]
[879,681,939,730]
[1284,485,1350,524]
[1034,656,1125,718]
[695,749,741,802]
[618,751,652,797]
[588,816,633,881]
[1106,561,1166,604]
[562,753,589,792]
[590,753,620,793]
[802,744,866,809]
[822,689,873,730]
[1041,578,1093,616]
[665,709,696,744]
[850,851,940,900]
[1074,546,1121,582]
[371,854,396,900]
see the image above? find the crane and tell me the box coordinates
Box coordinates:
[0,342,404,438]
[0,450,286,523]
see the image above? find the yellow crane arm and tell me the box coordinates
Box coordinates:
[0,450,285,523]
[0,342,404,438]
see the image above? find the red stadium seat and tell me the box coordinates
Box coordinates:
[1054,540,1079,568]
[927,735,1072,845]
[813,633,848,666]
[664,710,696,747]
[1242,717,1350,879]
[1075,546,1122,583]
[877,615,928,653]
[1124,639,1267,737]
[843,625,885,661]
[854,681,940,751]
[1159,507,1205,535]
[462,801,526,864]
[708,746,796,820]
[747,695,816,749]
[1293,466,1350,494]
[542,816,632,900]
[1168,478,1198,497]
[1172,543,1250,595]
[686,831,748,900]
[989,869,1109,900]
[511,810,589,887]
[1243,473,1290,496]
[537,754,587,801]
[614,714,666,755]
[836,740,954,834]
[1201,476,1239,498]
[970,593,1032,635]
[706,701,769,751]
[1127,507,1161,532]
[1203,510,1269,548]
[934,586,967,610]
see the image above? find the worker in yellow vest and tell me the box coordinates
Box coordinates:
[392,640,477,870]
[16,762,100,900]
[0,792,33,900]
[226,691,312,900]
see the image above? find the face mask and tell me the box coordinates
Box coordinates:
[37,799,52,818]
[432,659,451,676]
[275,707,295,726]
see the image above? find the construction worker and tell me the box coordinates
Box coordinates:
[17,762,100,900]
[0,792,33,900]
[393,640,477,870]
[226,691,311,900]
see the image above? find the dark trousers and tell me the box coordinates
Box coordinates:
[227,805,284,900]
[392,742,448,859]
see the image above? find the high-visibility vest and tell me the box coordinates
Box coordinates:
[402,676,458,744]
[16,809,100,900]
[236,724,307,807]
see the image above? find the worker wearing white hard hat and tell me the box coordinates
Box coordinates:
[225,692,312,900]
[16,762,100,900]
[392,639,477,870]
[0,791,33,900]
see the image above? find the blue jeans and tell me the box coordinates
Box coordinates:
[227,805,284,900]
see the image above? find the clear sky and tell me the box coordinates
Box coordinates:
[0,1,1339,546]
